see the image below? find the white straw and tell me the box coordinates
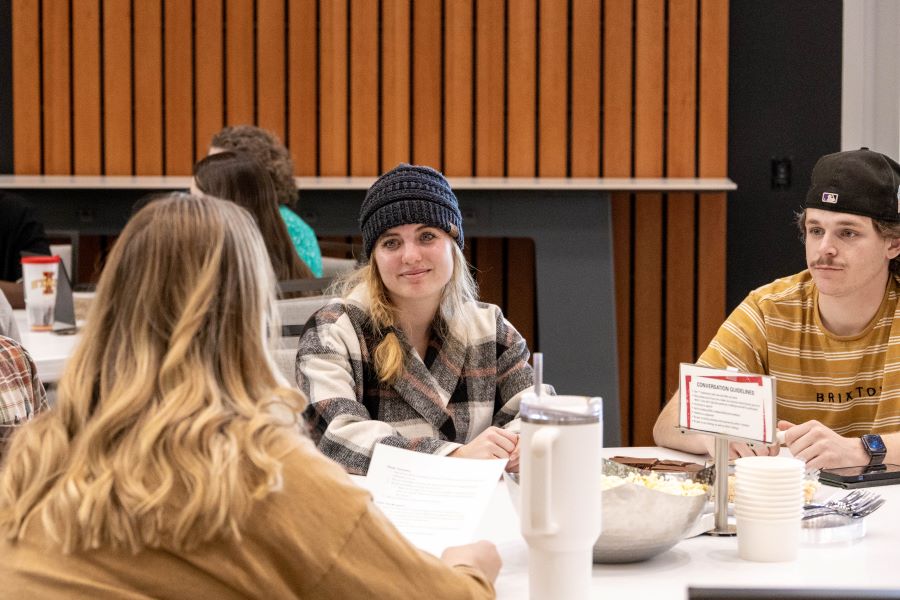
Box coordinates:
[533,352,543,397]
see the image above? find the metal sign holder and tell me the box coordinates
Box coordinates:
[677,364,777,537]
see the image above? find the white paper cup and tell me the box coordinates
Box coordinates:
[735,471,804,484]
[21,256,60,331]
[734,495,803,510]
[737,515,801,562]
[735,456,805,473]
[734,507,802,520]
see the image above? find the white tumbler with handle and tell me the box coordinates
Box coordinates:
[520,394,603,600]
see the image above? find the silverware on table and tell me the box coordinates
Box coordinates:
[802,490,885,520]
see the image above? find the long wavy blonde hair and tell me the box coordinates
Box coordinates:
[336,242,478,384]
[0,193,305,553]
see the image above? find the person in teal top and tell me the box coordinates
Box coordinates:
[210,125,323,277]
[278,204,322,277]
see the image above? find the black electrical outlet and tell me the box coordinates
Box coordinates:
[771,157,792,189]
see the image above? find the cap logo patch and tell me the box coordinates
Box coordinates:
[822,192,838,204]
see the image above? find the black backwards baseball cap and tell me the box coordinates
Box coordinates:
[805,147,900,222]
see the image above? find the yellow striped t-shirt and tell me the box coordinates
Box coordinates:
[696,270,900,436]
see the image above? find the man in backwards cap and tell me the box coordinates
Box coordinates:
[654,148,900,471]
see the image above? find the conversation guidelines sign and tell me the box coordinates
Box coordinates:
[679,364,776,444]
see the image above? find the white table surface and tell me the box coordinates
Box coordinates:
[13,310,81,384]
[481,447,900,599]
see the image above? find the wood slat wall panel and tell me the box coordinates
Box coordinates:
[664,0,699,402]
[288,0,317,175]
[72,0,102,175]
[256,0,286,139]
[133,0,163,174]
[11,0,40,173]
[505,0,536,177]
[474,238,504,309]
[538,0,567,177]
[9,0,732,445]
[444,0,473,176]
[350,0,379,176]
[506,238,536,351]
[225,0,254,125]
[604,0,634,441]
[571,0,600,177]
[631,0,665,445]
[474,0,504,177]
[194,0,224,160]
[411,0,441,168]
[380,0,411,170]
[319,0,348,176]
[697,0,729,350]
[164,0,194,175]
[103,0,133,174]
[42,0,71,174]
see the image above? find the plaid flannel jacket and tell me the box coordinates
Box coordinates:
[0,336,48,455]
[295,289,538,474]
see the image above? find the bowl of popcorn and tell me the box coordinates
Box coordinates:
[505,458,711,563]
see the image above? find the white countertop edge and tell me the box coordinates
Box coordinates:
[0,175,737,192]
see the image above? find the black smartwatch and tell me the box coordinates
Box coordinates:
[861,434,886,466]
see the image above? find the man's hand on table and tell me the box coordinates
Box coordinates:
[778,419,868,470]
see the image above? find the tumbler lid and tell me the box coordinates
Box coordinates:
[520,395,602,425]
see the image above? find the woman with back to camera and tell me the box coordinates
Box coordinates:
[296,163,550,475]
[192,150,313,285]
[0,193,500,598]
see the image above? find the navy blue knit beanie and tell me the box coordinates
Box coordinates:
[360,163,464,258]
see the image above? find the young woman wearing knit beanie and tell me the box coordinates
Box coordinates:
[296,163,550,475]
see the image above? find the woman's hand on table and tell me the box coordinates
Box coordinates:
[449,426,519,472]
[441,540,502,583]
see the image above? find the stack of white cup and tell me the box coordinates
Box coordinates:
[734,456,804,562]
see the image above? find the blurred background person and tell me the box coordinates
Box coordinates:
[0,193,500,598]
[192,151,314,286]
[0,290,20,342]
[210,125,323,277]
[0,335,46,458]
[0,192,51,309]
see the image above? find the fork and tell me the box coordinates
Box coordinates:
[803,489,868,511]
[802,493,885,520]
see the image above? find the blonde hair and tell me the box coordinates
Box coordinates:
[336,243,478,384]
[0,193,305,553]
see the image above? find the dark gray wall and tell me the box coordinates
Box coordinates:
[727,0,843,310]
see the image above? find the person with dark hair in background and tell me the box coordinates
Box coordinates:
[210,125,323,277]
[654,148,900,471]
[192,150,314,284]
[0,192,51,309]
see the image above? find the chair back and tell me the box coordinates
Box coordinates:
[272,295,336,385]
[320,256,357,278]
[277,277,334,296]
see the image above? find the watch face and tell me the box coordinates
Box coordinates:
[863,434,886,453]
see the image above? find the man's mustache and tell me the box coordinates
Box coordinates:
[810,258,845,268]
